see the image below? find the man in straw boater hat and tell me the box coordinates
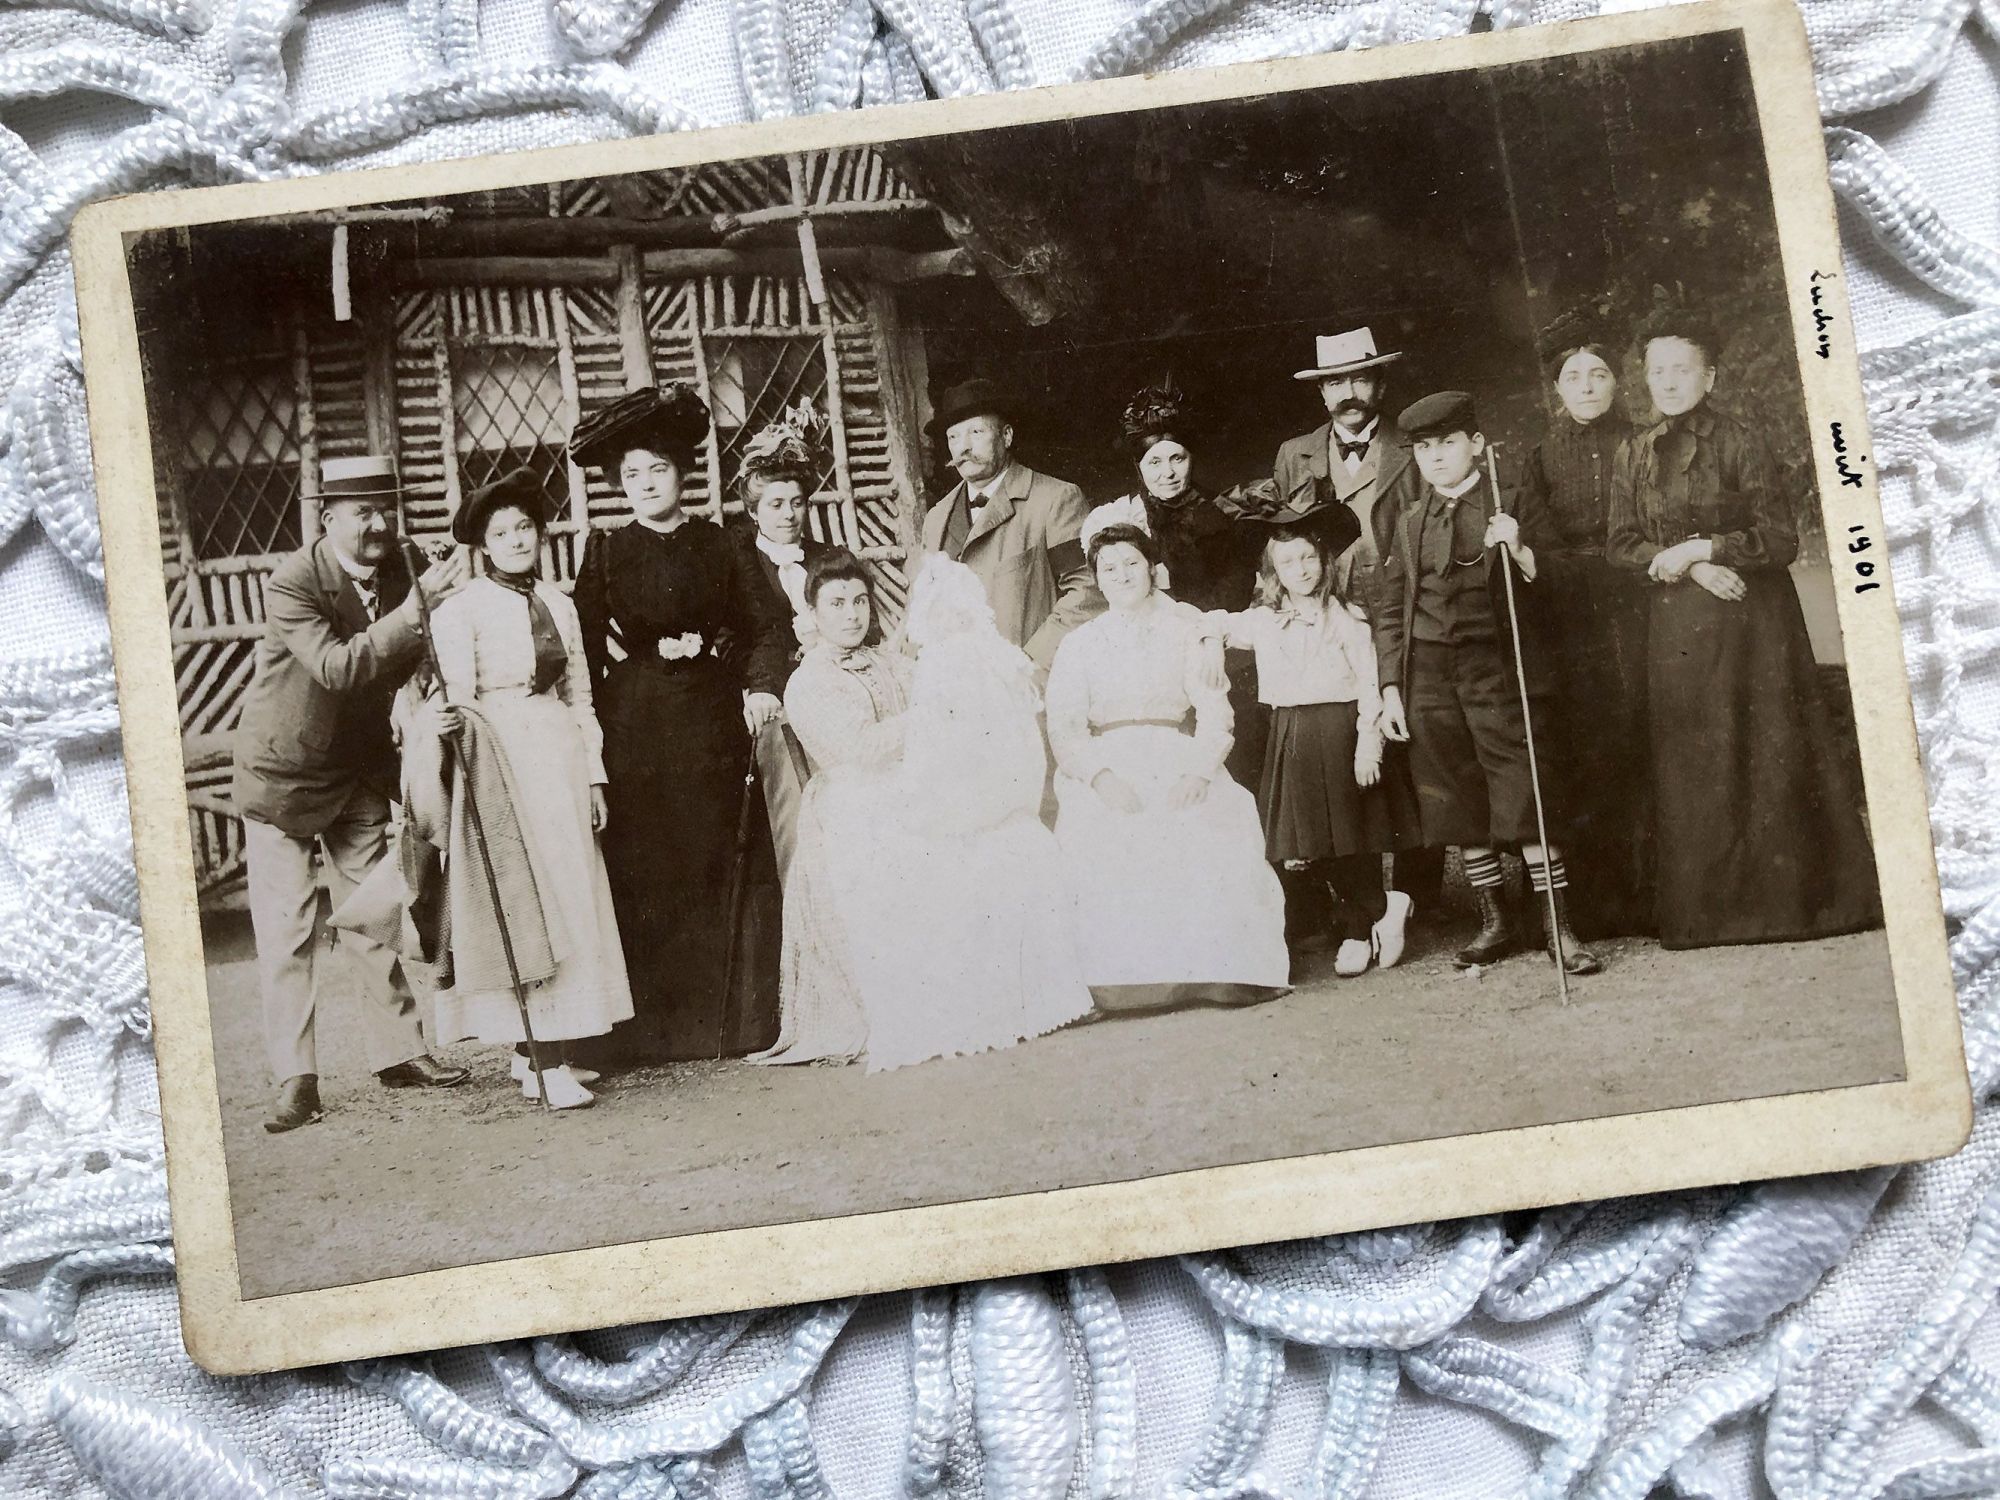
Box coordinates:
[1265,327,1439,963]
[231,454,471,1133]
[920,376,1104,676]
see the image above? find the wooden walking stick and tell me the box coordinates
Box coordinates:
[401,541,554,1108]
[1484,447,1572,1005]
[715,741,761,1061]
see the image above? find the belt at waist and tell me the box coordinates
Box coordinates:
[1090,716,1194,736]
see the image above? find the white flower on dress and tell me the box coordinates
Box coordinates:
[657,631,704,661]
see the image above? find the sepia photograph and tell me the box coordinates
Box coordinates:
[73,0,1965,1372]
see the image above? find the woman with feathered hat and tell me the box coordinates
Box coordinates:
[566,384,793,1066]
[730,400,834,883]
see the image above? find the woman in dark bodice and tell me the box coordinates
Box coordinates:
[1517,337,1650,937]
[1606,309,1880,949]
[567,385,790,1065]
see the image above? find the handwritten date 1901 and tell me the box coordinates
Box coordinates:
[1847,525,1881,595]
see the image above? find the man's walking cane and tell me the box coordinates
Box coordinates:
[400,541,554,1108]
[1484,448,1572,1005]
[715,747,761,1061]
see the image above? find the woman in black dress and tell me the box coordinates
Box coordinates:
[567,385,791,1063]
[1112,380,1248,615]
[1606,309,1881,949]
[1517,332,1652,937]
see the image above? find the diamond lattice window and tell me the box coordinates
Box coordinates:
[451,344,570,509]
[707,337,839,495]
[179,359,302,560]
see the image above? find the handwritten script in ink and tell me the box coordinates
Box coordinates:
[1830,422,1867,490]
[1810,270,1834,359]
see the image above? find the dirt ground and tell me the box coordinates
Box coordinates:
[200,907,1905,1299]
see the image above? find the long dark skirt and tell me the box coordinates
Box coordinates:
[574,659,781,1066]
[1260,702,1394,862]
[1542,554,1654,938]
[1648,570,1881,950]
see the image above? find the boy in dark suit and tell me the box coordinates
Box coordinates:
[1371,393,1600,976]
[232,456,470,1132]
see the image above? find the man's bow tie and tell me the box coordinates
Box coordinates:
[1336,436,1370,463]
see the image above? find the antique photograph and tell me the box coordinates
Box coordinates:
[73,0,1964,1372]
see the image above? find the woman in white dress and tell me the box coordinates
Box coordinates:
[1046,498,1291,1010]
[426,472,634,1109]
[753,550,1092,1071]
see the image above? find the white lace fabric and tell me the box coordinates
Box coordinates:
[0,0,1995,1495]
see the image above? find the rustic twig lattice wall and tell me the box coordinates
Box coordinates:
[152,148,944,900]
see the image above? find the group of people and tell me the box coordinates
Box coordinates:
[230,302,1883,1132]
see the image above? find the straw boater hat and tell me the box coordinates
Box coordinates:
[319,454,400,502]
[1292,327,1404,382]
[568,384,709,472]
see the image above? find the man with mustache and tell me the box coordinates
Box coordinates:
[920,377,1104,676]
[1269,329,1440,963]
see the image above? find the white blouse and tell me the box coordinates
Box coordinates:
[1045,593,1232,786]
[1206,599,1383,719]
[782,645,913,775]
[428,575,607,784]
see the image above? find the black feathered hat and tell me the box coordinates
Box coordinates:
[1119,377,1197,460]
[568,383,709,473]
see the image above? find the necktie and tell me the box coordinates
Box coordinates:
[352,577,380,620]
[491,571,567,695]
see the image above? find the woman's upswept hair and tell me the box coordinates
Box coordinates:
[1084,522,1159,573]
[1253,525,1344,611]
[802,547,883,645]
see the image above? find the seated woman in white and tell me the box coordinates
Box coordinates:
[750,549,907,1067]
[1046,498,1291,1010]
[753,550,1091,1071]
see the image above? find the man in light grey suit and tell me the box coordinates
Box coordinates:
[919,377,1103,676]
[232,455,469,1133]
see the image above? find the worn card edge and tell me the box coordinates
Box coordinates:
[68,0,1968,1377]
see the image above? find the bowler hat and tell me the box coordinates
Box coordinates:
[568,383,709,472]
[452,469,550,547]
[1397,391,1479,442]
[927,377,1017,437]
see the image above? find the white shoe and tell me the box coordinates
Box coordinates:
[522,1065,595,1110]
[512,1056,599,1089]
[1372,891,1414,969]
[1335,938,1373,977]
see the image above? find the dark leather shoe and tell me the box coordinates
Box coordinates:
[1542,888,1603,976]
[264,1075,322,1134]
[1454,887,1516,968]
[376,1054,471,1089]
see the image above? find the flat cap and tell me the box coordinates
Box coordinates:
[1397,390,1479,442]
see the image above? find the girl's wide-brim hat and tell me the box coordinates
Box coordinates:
[568,384,709,471]
[1293,327,1404,381]
[1212,477,1364,554]
[451,468,550,546]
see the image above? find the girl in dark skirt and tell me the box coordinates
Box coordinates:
[1208,524,1397,975]
[1606,308,1882,949]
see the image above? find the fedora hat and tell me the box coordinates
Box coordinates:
[1292,327,1404,382]
[319,454,400,501]
[927,376,1018,438]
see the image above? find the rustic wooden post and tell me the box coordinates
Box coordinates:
[549,287,590,536]
[865,282,931,562]
[291,315,323,545]
[612,244,653,391]
[433,320,461,527]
